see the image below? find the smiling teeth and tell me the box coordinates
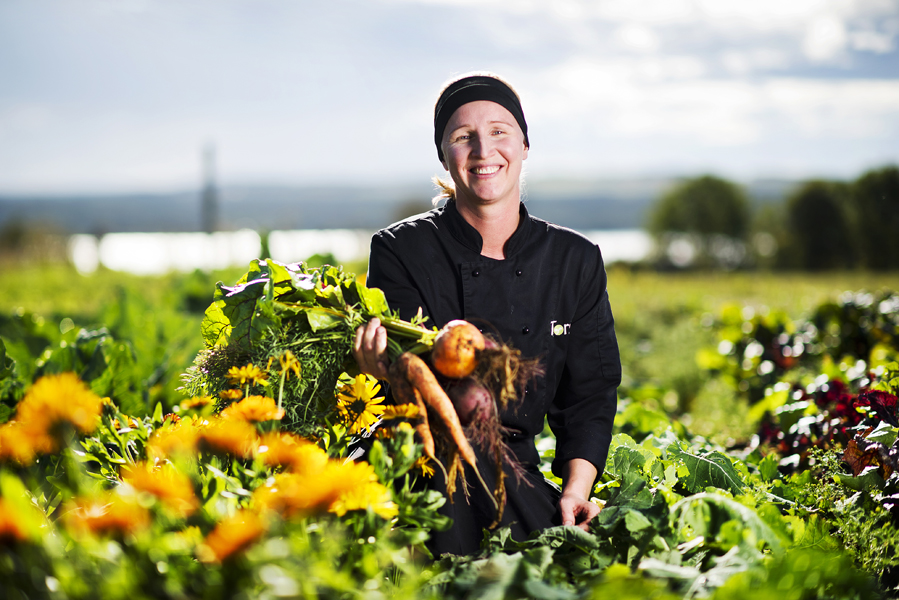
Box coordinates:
[473,166,500,175]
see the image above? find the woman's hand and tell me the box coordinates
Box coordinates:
[559,493,601,531]
[560,458,601,531]
[353,318,390,380]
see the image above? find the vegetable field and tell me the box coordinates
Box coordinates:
[1,262,899,599]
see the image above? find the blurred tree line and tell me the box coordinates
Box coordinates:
[648,165,899,271]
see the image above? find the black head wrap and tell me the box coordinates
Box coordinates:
[433,75,529,162]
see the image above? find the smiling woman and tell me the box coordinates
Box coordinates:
[354,72,621,556]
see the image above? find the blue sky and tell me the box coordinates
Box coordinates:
[1,0,897,193]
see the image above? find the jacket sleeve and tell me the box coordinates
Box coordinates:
[366,231,432,323]
[547,246,621,478]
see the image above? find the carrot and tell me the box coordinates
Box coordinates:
[394,352,496,510]
[387,360,447,480]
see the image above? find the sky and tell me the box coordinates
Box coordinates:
[1,0,897,194]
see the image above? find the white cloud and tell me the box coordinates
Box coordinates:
[613,24,661,53]
[803,14,849,61]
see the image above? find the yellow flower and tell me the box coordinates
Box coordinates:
[221,395,285,423]
[0,498,32,545]
[330,480,398,520]
[253,460,376,519]
[336,374,385,434]
[415,456,436,478]
[381,403,420,420]
[219,388,244,402]
[197,418,258,458]
[63,492,151,538]
[0,421,37,465]
[256,432,328,473]
[121,462,199,517]
[226,364,269,387]
[13,373,104,455]
[279,350,301,379]
[146,416,202,460]
[181,396,213,410]
[112,415,141,430]
[199,510,266,563]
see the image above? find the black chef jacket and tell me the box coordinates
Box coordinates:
[367,199,620,554]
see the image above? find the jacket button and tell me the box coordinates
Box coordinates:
[521,326,529,334]
[516,269,523,276]
[472,270,480,277]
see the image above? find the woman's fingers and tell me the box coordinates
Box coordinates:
[353,318,389,379]
[559,493,601,531]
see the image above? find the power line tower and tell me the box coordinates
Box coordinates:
[201,143,218,233]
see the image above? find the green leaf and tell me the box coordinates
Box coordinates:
[357,281,390,317]
[201,296,231,347]
[758,453,780,483]
[305,307,344,332]
[835,466,885,492]
[219,278,270,352]
[671,492,782,555]
[669,441,744,495]
[625,510,653,534]
[866,420,898,446]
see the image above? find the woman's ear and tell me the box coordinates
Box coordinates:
[522,143,529,161]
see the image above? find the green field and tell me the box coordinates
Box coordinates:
[2,261,899,599]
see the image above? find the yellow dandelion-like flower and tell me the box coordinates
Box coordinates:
[256,432,328,473]
[146,416,203,460]
[197,418,258,458]
[14,373,104,455]
[63,492,151,538]
[381,403,420,420]
[253,460,375,519]
[121,462,199,517]
[330,480,398,520]
[253,472,336,518]
[221,395,285,423]
[199,510,266,563]
[0,421,37,465]
[414,456,436,478]
[112,415,141,430]
[279,350,301,379]
[0,498,33,545]
[336,374,385,434]
[226,364,269,387]
[181,396,213,410]
[219,388,244,402]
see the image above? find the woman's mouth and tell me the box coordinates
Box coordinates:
[471,166,500,175]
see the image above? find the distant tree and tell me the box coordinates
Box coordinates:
[648,175,750,269]
[780,181,854,270]
[851,166,899,270]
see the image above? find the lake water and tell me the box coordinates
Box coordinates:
[68,228,653,276]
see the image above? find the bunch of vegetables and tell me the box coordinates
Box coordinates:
[184,259,539,517]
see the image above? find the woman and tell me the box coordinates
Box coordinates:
[354,73,620,556]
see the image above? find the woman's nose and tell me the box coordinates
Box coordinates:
[471,134,494,158]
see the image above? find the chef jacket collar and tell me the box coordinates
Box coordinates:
[443,199,532,258]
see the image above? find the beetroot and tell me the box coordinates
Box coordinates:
[445,377,495,426]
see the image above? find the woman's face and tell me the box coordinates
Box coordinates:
[440,100,528,210]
